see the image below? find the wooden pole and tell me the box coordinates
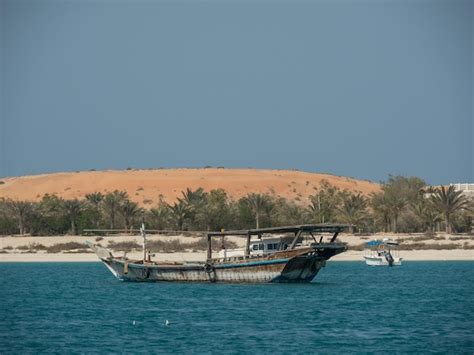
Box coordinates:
[289,230,303,249]
[141,222,147,262]
[207,234,212,261]
[245,232,251,258]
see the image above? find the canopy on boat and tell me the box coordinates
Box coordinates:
[366,240,383,247]
[366,240,399,247]
[207,224,350,237]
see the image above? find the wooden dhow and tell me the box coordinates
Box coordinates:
[88,224,349,283]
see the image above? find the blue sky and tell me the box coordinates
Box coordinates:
[1,0,472,184]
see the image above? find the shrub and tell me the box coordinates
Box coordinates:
[46,242,86,253]
[449,236,470,241]
[349,243,366,251]
[463,242,474,250]
[423,230,436,238]
[64,249,93,254]
[416,235,435,241]
[147,239,182,252]
[398,243,460,250]
[17,244,47,251]
[107,241,141,251]
[29,243,47,250]
[16,244,46,252]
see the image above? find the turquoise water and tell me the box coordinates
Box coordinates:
[1,262,473,353]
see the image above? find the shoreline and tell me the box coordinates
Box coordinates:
[1,233,472,263]
[1,249,472,262]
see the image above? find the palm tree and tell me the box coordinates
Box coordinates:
[386,193,406,233]
[180,187,206,206]
[119,200,142,232]
[411,199,440,233]
[241,193,271,229]
[308,182,341,224]
[103,191,128,229]
[337,193,368,234]
[63,199,83,235]
[4,199,33,235]
[149,203,171,230]
[178,188,207,228]
[85,192,104,207]
[430,185,468,233]
[195,189,231,231]
[168,200,191,230]
[370,192,391,233]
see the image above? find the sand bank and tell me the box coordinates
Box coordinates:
[1,250,472,263]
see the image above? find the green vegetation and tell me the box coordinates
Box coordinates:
[430,185,469,233]
[0,176,471,236]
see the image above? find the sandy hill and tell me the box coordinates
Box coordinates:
[0,168,380,207]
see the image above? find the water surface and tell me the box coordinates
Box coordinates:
[1,261,473,353]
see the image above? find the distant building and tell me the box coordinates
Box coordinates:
[450,183,474,199]
[423,183,474,200]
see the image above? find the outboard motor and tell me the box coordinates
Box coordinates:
[384,251,394,266]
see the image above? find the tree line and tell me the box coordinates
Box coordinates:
[0,176,472,236]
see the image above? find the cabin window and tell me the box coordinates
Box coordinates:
[273,243,279,250]
[268,244,273,250]
[258,244,264,250]
[252,245,258,251]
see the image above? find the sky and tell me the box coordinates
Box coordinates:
[1,0,472,185]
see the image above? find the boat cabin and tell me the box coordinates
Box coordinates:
[250,238,288,254]
[213,224,348,261]
[219,238,289,258]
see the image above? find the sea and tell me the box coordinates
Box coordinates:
[1,261,473,354]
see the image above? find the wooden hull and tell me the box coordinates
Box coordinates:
[95,245,346,283]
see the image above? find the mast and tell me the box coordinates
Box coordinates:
[141,221,147,262]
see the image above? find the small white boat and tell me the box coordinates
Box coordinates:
[364,239,402,266]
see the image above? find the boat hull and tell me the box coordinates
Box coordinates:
[364,256,402,266]
[94,244,346,283]
[101,255,329,283]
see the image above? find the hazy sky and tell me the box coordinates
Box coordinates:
[1,0,472,184]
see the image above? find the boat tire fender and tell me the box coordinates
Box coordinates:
[204,263,216,283]
[141,267,151,279]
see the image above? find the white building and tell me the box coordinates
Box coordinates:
[450,183,474,198]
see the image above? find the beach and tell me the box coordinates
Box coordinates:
[1,233,472,262]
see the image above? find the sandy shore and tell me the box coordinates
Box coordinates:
[1,233,472,262]
[0,250,472,263]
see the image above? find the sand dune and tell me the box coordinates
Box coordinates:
[0,168,380,206]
